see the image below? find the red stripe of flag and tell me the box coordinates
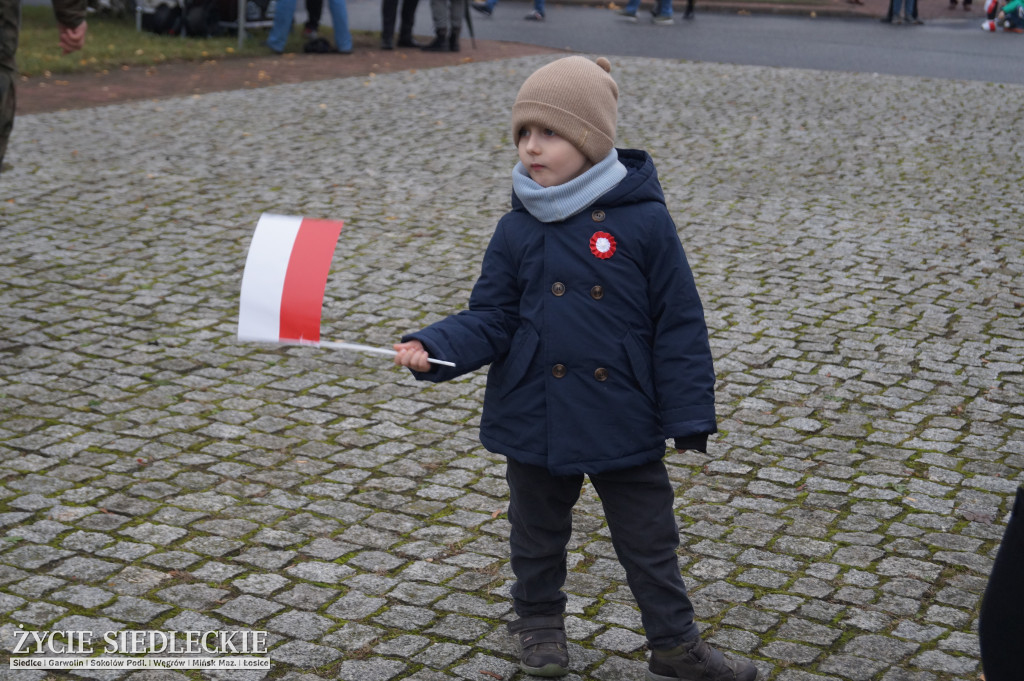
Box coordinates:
[279,218,344,342]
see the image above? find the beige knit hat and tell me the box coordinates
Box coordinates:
[511,56,618,166]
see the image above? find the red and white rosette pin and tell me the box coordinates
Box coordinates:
[590,231,616,260]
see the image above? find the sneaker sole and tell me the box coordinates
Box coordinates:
[647,664,758,681]
[521,661,569,677]
[646,671,677,681]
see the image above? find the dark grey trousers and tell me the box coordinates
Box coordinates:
[427,0,462,30]
[506,457,700,650]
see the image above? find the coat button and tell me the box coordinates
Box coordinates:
[592,210,606,223]
[552,364,567,378]
[551,282,566,296]
[590,285,604,300]
[594,368,608,382]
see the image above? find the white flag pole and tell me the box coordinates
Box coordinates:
[277,339,456,368]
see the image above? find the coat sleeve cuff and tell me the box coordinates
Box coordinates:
[401,333,450,382]
[673,434,708,453]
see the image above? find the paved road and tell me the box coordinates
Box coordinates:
[339,0,1024,85]
[1,28,1022,681]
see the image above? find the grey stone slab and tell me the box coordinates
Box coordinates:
[414,641,474,669]
[233,573,291,596]
[325,591,387,620]
[321,622,385,651]
[52,585,116,608]
[269,640,342,668]
[214,595,285,625]
[336,658,407,681]
[284,560,355,584]
[2,544,75,569]
[266,610,335,640]
[101,595,172,623]
[373,604,437,629]
[50,556,122,581]
[273,583,339,610]
[156,584,231,610]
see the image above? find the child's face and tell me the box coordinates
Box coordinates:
[517,125,592,188]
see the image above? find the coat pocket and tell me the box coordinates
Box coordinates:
[498,324,540,398]
[623,330,657,404]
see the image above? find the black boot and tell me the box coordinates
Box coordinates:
[448,26,460,51]
[381,33,394,49]
[508,615,569,678]
[648,639,757,681]
[421,28,448,51]
[397,25,421,47]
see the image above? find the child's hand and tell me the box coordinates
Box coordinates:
[393,340,431,372]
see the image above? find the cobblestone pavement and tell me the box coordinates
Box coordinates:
[1,56,1022,681]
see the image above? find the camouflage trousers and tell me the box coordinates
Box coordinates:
[0,0,20,169]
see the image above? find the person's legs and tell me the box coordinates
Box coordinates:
[381,0,398,47]
[397,0,420,44]
[427,0,446,29]
[305,0,323,31]
[266,0,298,52]
[448,0,463,29]
[592,460,758,681]
[505,459,577,678]
[0,0,20,169]
[447,0,463,49]
[422,0,448,49]
[325,0,352,52]
[506,458,582,617]
[590,461,697,649]
[655,0,673,19]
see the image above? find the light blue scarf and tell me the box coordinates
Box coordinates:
[512,148,627,224]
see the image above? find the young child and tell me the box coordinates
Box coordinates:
[982,0,1024,30]
[394,56,758,681]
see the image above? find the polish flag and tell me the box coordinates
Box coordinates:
[238,213,344,343]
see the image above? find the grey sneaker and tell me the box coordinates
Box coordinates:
[652,13,674,24]
[617,8,638,20]
[508,615,569,677]
[647,639,757,681]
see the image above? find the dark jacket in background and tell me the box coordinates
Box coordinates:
[979,486,1024,681]
[1,0,87,167]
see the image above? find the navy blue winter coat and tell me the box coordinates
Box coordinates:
[406,149,716,475]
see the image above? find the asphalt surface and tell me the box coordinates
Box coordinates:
[336,0,1024,85]
[1,17,1023,681]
